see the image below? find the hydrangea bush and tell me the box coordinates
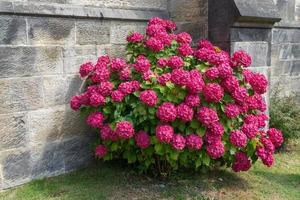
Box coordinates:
[70,17,283,175]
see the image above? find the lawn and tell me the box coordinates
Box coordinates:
[1,144,299,200]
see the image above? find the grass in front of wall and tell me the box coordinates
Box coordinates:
[1,142,300,200]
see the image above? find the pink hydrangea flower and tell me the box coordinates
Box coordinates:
[90,67,110,83]
[98,81,113,96]
[126,32,144,43]
[140,90,158,106]
[134,55,151,73]
[186,134,203,150]
[262,153,274,167]
[135,130,151,149]
[100,124,113,141]
[203,83,224,103]
[157,58,169,67]
[176,32,192,44]
[70,95,82,110]
[231,50,252,67]
[157,102,177,122]
[142,70,154,81]
[197,39,214,50]
[208,51,230,65]
[167,56,184,69]
[243,69,253,82]
[176,103,194,122]
[205,131,222,144]
[217,62,233,79]
[89,92,105,107]
[146,24,166,37]
[224,103,241,118]
[156,32,172,46]
[196,106,219,127]
[249,72,268,94]
[155,124,174,143]
[120,67,132,81]
[111,90,125,102]
[184,94,201,107]
[187,69,204,93]
[194,48,215,61]
[171,68,190,86]
[207,122,224,136]
[232,152,251,172]
[148,17,165,27]
[171,134,186,150]
[232,87,248,104]
[206,141,225,159]
[178,44,193,57]
[146,37,164,52]
[118,81,139,95]
[221,76,239,93]
[247,93,267,112]
[229,130,247,148]
[260,137,275,153]
[116,121,135,139]
[241,123,258,139]
[267,128,284,148]
[97,55,110,65]
[86,112,104,128]
[204,67,219,80]
[95,145,107,158]
[79,62,94,77]
[110,58,126,71]
[157,73,171,85]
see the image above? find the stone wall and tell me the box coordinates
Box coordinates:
[0,0,167,190]
[270,0,300,98]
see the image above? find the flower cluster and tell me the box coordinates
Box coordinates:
[70,17,283,174]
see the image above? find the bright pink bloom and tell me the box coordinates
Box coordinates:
[205,132,222,144]
[110,58,126,71]
[168,56,184,69]
[260,137,275,153]
[86,112,104,128]
[206,141,225,159]
[116,121,134,139]
[224,103,241,118]
[148,17,165,27]
[194,48,215,61]
[205,67,219,80]
[186,134,203,150]
[97,55,110,65]
[208,51,230,65]
[146,37,164,52]
[231,50,252,67]
[196,106,219,127]
[241,123,258,139]
[229,130,247,148]
[111,90,125,102]
[267,128,284,148]
[249,72,268,94]
[120,67,132,81]
[247,93,266,112]
[90,67,110,83]
[184,94,201,107]
[89,92,105,107]
[98,81,113,96]
[232,87,248,104]
[207,122,224,136]
[243,69,253,82]
[171,134,186,150]
[221,76,239,93]
[155,124,174,143]
[146,24,166,37]
[157,58,168,67]
[187,69,204,93]
[217,62,233,79]
[157,73,171,85]
[203,83,224,103]
[157,102,177,122]
[70,95,82,110]
[232,152,251,172]
[95,145,107,158]
[178,44,193,57]
[79,62,94,77]
[176,103,194,122]
[135,131,151,149]
[197,39,214,50]
[100,124,115,141]
[126,32,144,43]
[140,90,158,106]
[118,81,139,95]
[142,70,154,81]
[176,32,192,44]
[134,55,151,73]
[171,68,190,86]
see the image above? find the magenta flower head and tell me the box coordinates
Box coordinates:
[186,134,203,150]
[231,50,252,67]
[135,131,151,149]
[155,124,174,143]
[196,106,219,127]
[95,145,107,158]
[140,90,158,106]
[126,32,144,43]
[157,102,177,122]
[116,121,135,139]
[86,112,105,129]
[171,134,186,150]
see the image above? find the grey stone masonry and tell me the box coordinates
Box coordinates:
[0,0,169,190]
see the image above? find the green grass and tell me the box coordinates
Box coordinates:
[1,147,300,200]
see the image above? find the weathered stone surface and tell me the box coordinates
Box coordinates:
[110,21,146,44]
[42,75,82,106]
[272,28,300,43]
[63,135,94,172]
[76,20,110,45]
[1,149,31,189]
[0,113,28,151]
[176,20,208,43]
[28,106,90,146]
[63,45,97,74]
[290,60,300,75]
[273,44,300,60]
[100,44,126,58]
[30,142,65,179]
[28,17,75,45]
[0,77,44,114]
[0,15,26,45]
[0,46,63,78]
[231,28,271,42]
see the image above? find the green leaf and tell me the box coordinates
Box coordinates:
[169,151,179,160]
[202,153,210,166]
[155,143,164,155]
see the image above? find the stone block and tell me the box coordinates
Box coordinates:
[0,77,44,114]
[63,45,97,74]
[0,15,26,45]
[42,75,82,106]
[272,28,300,44]
[0,149,31,189]
[0,46,63,78]
[100,44,126,58]
[230,27,271,42]
[28,106,90,146]
[28,17,75,45]
[63,135,94,172]
[247,42,269,67]
[76,20,110,45]
[290,60,300,76]
[30,142,65,179]
[275,44,300,60]
[0,113,28,151]
[110,21,146,44]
